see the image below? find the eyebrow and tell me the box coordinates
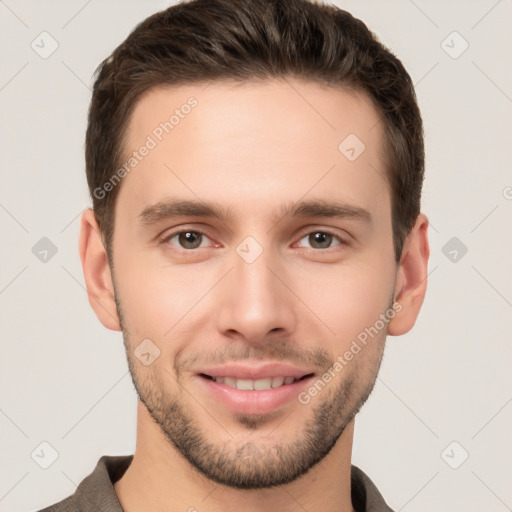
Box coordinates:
[138,198,372,227]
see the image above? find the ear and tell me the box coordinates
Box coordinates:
[388,213,430,336]
[78,208,121,331]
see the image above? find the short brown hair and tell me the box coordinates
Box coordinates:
[86,0,424,264]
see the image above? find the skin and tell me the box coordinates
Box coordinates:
[79,78,429,512]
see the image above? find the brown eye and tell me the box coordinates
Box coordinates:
[166,230,208,250]
[298,231,343,250]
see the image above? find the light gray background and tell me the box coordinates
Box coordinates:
[1,1,511,511]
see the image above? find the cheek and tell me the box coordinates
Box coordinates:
[114,236,395,353]
[114,252,213,339]
[295,259,394,346]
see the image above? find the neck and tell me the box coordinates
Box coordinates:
[114,400,356,512]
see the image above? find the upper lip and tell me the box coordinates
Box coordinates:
[196,363,315,380]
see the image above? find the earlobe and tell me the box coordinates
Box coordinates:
[78,208,121,331]
[388,213,430,336]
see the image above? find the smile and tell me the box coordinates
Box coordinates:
[200,374,312,391]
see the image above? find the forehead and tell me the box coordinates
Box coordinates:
[117,78,389,225]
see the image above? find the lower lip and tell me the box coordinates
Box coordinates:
[196,375,314,415]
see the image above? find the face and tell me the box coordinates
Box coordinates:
[109,78,399,489]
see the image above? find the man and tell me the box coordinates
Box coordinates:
[39,0,429,510]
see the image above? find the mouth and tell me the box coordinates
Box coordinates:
[195,367,316,416]
[199,373,314,391]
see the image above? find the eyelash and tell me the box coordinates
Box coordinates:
[159,228,348,251]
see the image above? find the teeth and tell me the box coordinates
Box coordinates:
[271,376,285,388]
[254,378,272,390]
[224,377,237,388]
[212,376,300,390]
[236,379,254,390]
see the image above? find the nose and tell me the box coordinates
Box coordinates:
[215,245,297,346]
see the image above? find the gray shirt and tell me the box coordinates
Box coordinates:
[37,455,395,511]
